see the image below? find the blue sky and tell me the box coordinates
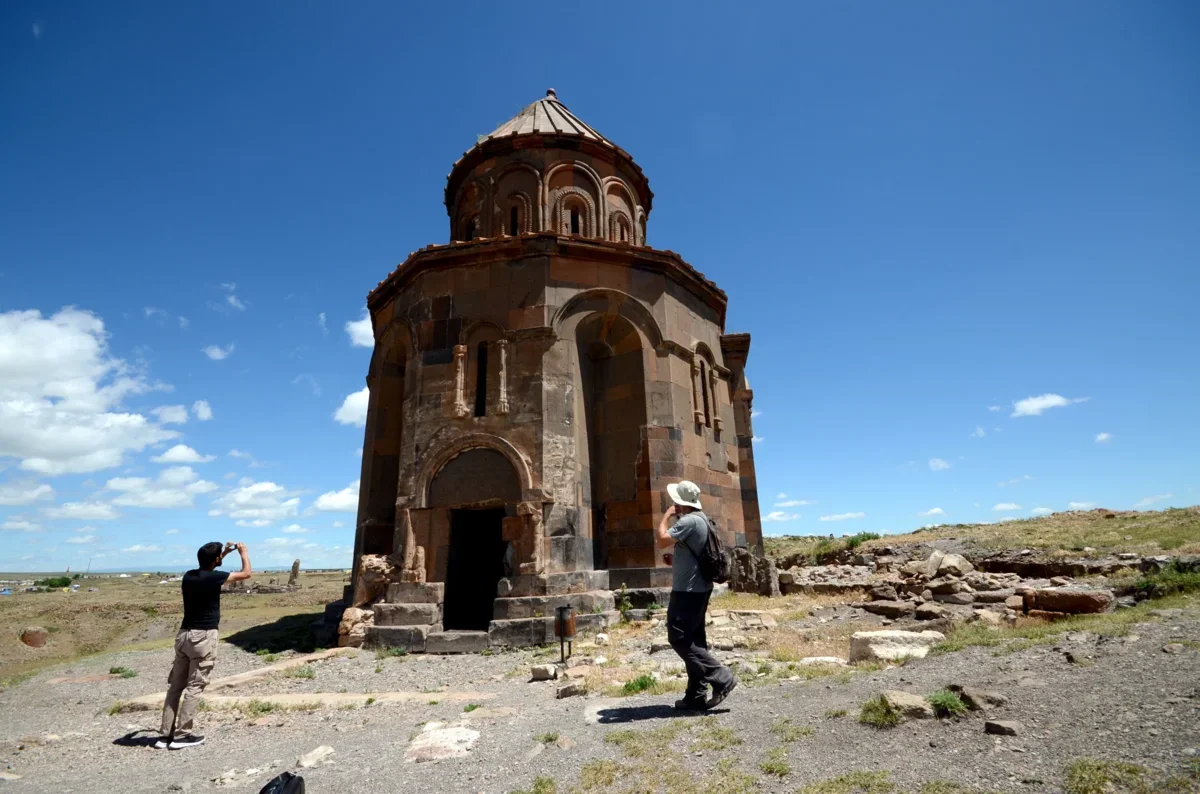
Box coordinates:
[2,2,1197,571]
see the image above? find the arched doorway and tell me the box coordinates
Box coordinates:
[574,313,649,571]
[428,448,521,631]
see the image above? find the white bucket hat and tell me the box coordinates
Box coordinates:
[667,480,703,510]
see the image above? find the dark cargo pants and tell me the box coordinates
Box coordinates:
[666,590,735,702]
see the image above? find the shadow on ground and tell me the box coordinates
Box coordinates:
[112,730,159,748]
[224,612,326,654]
[593,705,731,724]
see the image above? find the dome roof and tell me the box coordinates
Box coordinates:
[480,89,609,144]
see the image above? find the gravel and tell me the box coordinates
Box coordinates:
[2,615,1199,792]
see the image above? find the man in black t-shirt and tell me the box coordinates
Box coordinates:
[156,541,252,749]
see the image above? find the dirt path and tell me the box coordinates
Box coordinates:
[2,614,1198,793]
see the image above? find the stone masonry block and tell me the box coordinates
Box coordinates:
[386,582,445,604]
[373,602,441,626]
[364,624,433,653]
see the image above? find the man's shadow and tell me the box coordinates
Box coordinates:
[593,704,731,724]
[112,730,159,748]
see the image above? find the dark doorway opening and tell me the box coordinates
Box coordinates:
[442,508,507,631]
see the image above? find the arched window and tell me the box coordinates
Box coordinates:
[473,342,488,417]
[620,223,628,242]
[570,208,580,235]
[509,206,519,236]
[465,217,477,241]
[699,360,711,427]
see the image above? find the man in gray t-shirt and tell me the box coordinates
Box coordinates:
[655,480,737,711]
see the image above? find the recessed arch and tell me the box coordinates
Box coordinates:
[554,288,664,351]
[415,433,535,509]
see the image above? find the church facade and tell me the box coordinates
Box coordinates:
[351,90,762,648]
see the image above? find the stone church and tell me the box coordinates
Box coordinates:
[349,90,762,650]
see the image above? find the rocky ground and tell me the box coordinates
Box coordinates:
[3,581,1199,793]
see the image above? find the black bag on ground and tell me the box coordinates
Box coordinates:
[259,772,304,794]
[682,516,731,584]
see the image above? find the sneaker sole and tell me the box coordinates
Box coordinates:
[168,740,205,750]
[707,679,738,709]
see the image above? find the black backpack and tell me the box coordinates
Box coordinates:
[681,516,731,584]
[260,773,304,794]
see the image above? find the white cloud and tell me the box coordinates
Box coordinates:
[1011,394,1090,418]
[44,501,119,520]
[263,537,304,547]
[106,466,219,509]
[1094,432,1112,443]
[202,344,234,361]
[918,507,945,517]
[345,310,373,347]
[193,400,213,421]
[1068,501,1096,510]
[987,405,1002,412]
[164,528,181,535]
[293,374,321,396]
[314,480,359,513]
[2,518,42,532]
[0,481,55,506]
[237,519,272,528]
[774,499,812,508]
[1133,493,1172,508]
[751,436,764,444]
[144,307,168,321]
[971,426,986,438]
[122,544,161,553]
[929,458,951,471]
[209,480,301,525]
[227,448,263,468]
[819,512,864,522]
[1031,507,1053,516]
[66,534,95,544]
[750,410,762,419]
[151,405,189,425]
[331,521,344,529]
[334,387,369,427]
[178,316,189,329]
[992,502,1021,512]
[776,492,787,500]
[0,308,180,475]
[318,313,327,334]
[762,511,800,523]
[281,524,313,534]
[151,444,216,464]
[997,475,1032,487]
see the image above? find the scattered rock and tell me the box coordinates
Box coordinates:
[595,633,610,646]
[1149,609,1184,619]
[1004,595,1025,610]
[974,610,1004,628]
[1024,589,1114,614]
[849,629,945,662]
[868,585,899,601]
[649,639,672,654]
[985,720,1022,736]
[297,745,335,768]
[19,627,48,648]
[1163,643,1185,654]
[862,600,916,619]
[797,656,849,667]
[932,592,974,605]
[556,682,587,699]
[337,607,375,648]
[949,685,1008,711]
[924,550,946,578]
[937,554,975,577]
[916,604,949,621]
[555,735,577,750]
[1050,576,1071,587]
[405,723,480,763]
[882,690,934,719]
[530,664,558,681]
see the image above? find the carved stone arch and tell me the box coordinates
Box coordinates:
[453,179,486,241]
[415,433,535,509]
[495,163,544,230]
[367,316,416,379]
[552,187,598,238]
[546,161,603,237]
[635,207,647,246]
[691,342,722,431]
[608,209,634,243]
[602,176,638,240]
[458,319,506,346]
[693,341,717,366]
[554,288,664,351]
[498,191,534,236]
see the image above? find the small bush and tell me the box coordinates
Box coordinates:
[825,708,848,719]
[621,674,656,695]
[427,699,439,705]
[365,697,376,706]
[760,747,791,777]
[1063,759,1147,794]
[463,703,481,713]
[579,760,619,789]
[375,647,408,660]
[1130,564,1200,600]
[283,665,315,680]
[799,770,896,794]
[242,699,278,715]
[374,664,382,673]
[536,732,559,744]
[512,777,557,794]
[926,689,968,719]
[859,695,901,729]
[108,666,137,679]
[769,718,814,742]
[35,576,72,588]
[694,717,743,750]
[844,532,882,551]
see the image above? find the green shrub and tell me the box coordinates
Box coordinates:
[1130,563,1200,600]
[283,665,315,679]
[760,747,791,777]
[844,532,882,551]
[35,576,72,588]
[926,689,967,719]
[824,708,848,719]
[463,703,480,712]
[108,666,137,679]
[858,695,901,729]
[621,674,656,695]
[535,732,559,744]
[1063,759,1147,794]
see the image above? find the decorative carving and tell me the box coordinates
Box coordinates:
[551,186,597,237]
[710,364,723,431]
[515,501,545,575]
[496,338,510,415]
[453,344,468,417]
[690,359,703,425]
[394,507,426,583]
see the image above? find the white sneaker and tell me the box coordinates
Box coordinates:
[153,738,169,750]
[168,733,205,750]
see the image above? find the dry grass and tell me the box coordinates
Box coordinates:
[710,590,847,615]
[855,507,1200,557]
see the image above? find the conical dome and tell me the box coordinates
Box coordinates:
[480,89,611,145]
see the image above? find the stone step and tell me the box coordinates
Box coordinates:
[488,610,620,648]
[364,624,441,653]
[492,590,615,620]
[374,602,441,626]
[426,630,490,654]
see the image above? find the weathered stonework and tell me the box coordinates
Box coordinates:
[350,90,762,649]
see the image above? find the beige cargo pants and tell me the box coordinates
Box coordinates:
[160,628,218,736]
